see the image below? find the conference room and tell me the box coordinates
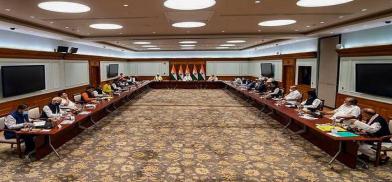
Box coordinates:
[1,0,392,181]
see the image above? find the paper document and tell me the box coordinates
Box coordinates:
[79,111,91,115]
[61,120,75,125]
[33,121,46,127]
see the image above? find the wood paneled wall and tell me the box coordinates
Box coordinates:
[0,85,88,116]
[0,48,127,115]
[336,93,392,119]
[337,44,392,117]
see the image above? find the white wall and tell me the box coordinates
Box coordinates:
[0,58,89,103]
[342,24,392,49]
[206,61,249,76]
[100,61,129,81]
[128,61,169,76]
[296,58,318,88]
[339,56,392,104]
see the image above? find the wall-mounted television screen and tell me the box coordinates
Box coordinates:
[298,66,312,85]
[261,63,274,77]
[1,65,46,97]
[356,63,392,98]
[107,64,119,78]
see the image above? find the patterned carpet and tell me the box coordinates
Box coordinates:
[1,89,392,181]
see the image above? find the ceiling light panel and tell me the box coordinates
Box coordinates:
[179,41,198,44]
[38,1,90,13]
[89,24,123,30]
[164,0,216,10]
[258,20,296,26]
[297,0,354,7]
[172,22,206,28]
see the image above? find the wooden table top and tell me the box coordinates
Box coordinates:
[16,81,150,136]
[223,82,382,142]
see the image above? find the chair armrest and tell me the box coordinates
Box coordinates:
[380,135,392,141]
[0,128,18,133]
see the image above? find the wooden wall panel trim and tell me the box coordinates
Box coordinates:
[128,58,250,62]
[250,52,317,60]
[336,93,392,118]
[0,48,63,59]
[0,85,88,116]
[0,47,128,61]
[337,45,392,57]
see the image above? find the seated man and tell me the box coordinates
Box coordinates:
[255,80,267,93]
[346,108,390,163]
[301,90,322,112]
[208,75,218,81]
[95,85,104,95]
[102,82,113,94]
[4,104,35,156]
[246,80,256,90]
[324,97,360,122]
[42,97,64,118]
[111,81,120,91]
[183,73,192,81]
[154,73,163,81]
[118,73,126,82]
[59,93,77,110]
[265,81,281,98]
[284,86,302,105]
[81,86,97,103]
[234,77,242,85]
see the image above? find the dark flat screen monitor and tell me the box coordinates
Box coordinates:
[57,46,69,53]
[1,65,46,97]
[298,66,312,85]
[107,64,119,78]
[356,63,392,98]
[261,63,273,77]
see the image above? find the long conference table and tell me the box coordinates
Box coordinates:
[16,81,382,169]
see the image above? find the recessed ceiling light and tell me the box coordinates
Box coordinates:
[361,8,367,12]
[306,25,311,28]
[5,9,11,11]
[258,20,296,26]
[30,16,35,19]
[179,41,198,44]
[89,23,123,30]
[180,44,196,47]
[123,4,129,7]
[164,0,216,10]
[220,44,236,47]
[65,26,69,29]
[255,1,261,4]
[320,21,325,24]
[227,40,246,43]
[133,41,151,45]
[297,0,353,7]
[38,1,90,13]
[216,47,229,49]
[49,21,54,24]
[339,16,345,19]
[147,47,161,50]
[142,45,158,48]
[172,21,206,28]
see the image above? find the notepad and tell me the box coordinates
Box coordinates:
[328,131,358,137]
[316,124,346,132]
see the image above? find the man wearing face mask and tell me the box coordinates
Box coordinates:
[323,97,361,122]
[283,86,302,105]
[41,97,64,118]
[4,104,35,156]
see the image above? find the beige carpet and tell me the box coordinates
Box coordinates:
[0,89,392,181]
